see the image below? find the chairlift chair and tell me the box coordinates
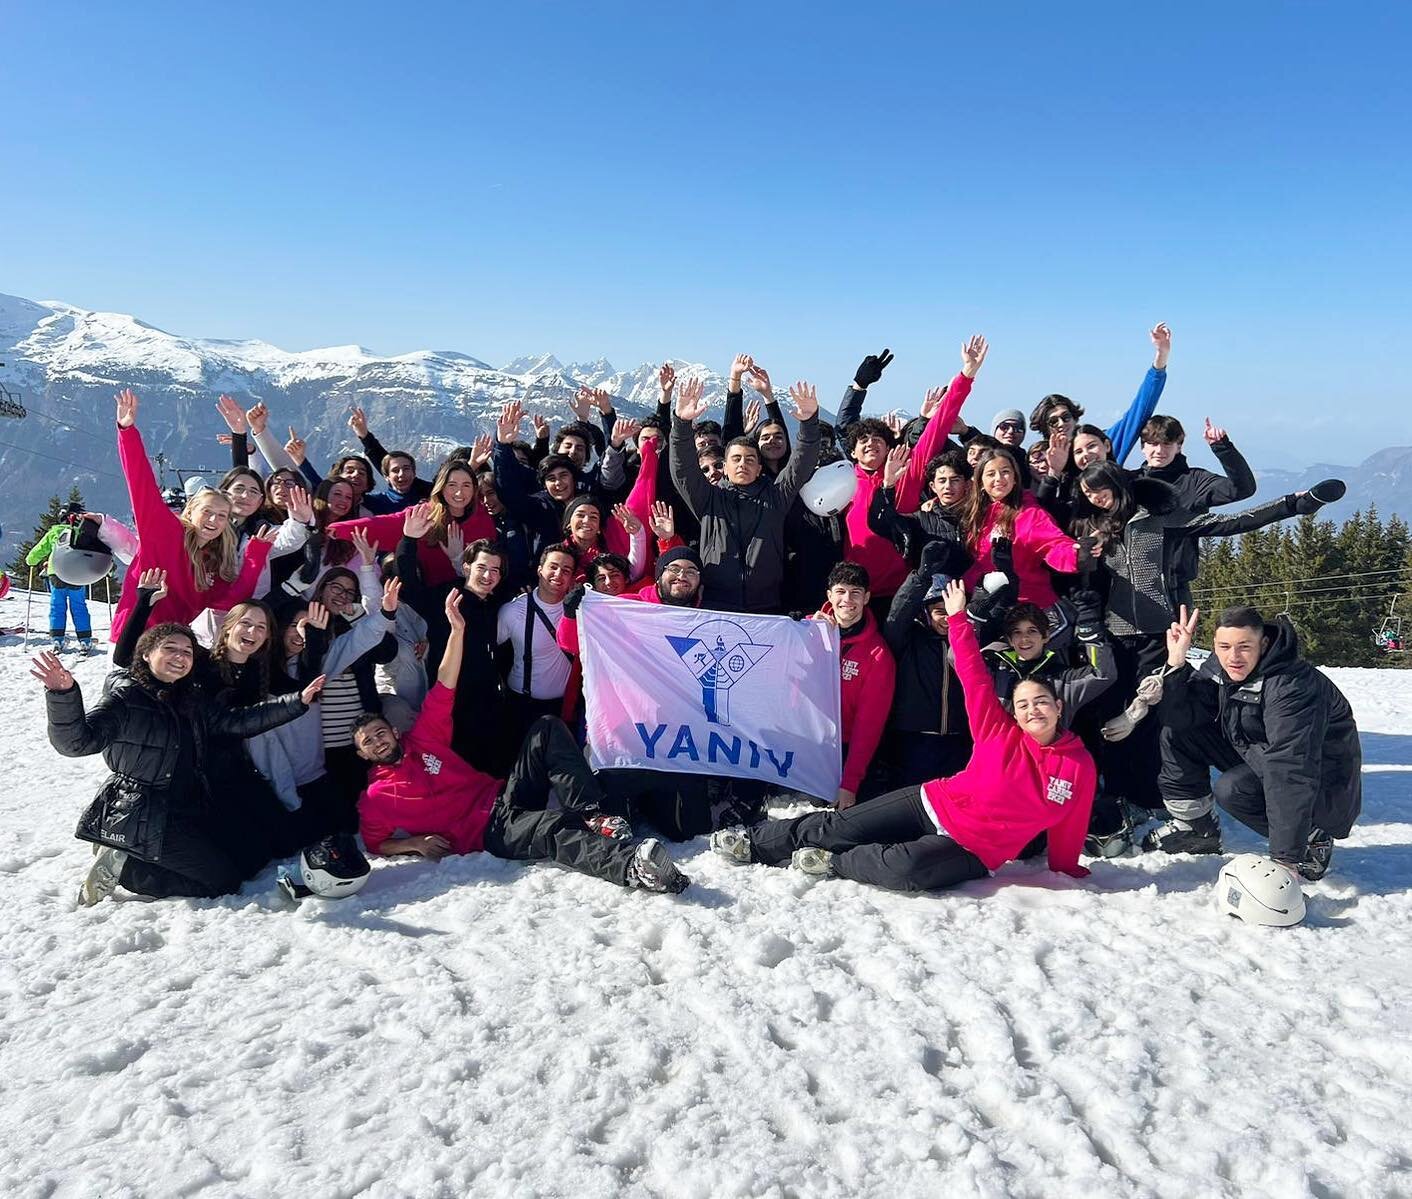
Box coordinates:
[1375,594,1406,654]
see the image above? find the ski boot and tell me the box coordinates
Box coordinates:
[1298,828,1334,881]
[78,846,128,906]
[790,847,836,877]
[626,839,690,894]
[709,827,753,864]
[1140,810,1222,855]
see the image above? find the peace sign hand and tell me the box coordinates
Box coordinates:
[1166,604,1200,668]
[853,349,894,390]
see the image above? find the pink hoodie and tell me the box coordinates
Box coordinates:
[843,372,974,596]
[110,424,272,644]
[921,612,1096,876]
[961,493,1078,609]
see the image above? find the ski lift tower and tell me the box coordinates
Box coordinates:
[0,362,28,420]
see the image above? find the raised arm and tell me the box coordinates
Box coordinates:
[114,391,181,540]
[1107,323,1170,465]
[943,583,1011,742]
[721,354,751,442]
[1199,420,1257,506]
[668,378,714,518]
[837,348,895,435]
[772,382,822,503]
[438,590,466,690]
[896,335,986,513]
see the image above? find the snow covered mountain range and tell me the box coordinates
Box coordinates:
[0,292,1408,559]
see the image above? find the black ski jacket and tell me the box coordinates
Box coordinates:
[47,673,305,861]
[1158,617,1361,862]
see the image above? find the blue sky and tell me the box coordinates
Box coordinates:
[2,1,1408,467]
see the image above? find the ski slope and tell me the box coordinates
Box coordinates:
[0,590,1409,1199]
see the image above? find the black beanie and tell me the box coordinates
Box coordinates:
[562,495,603,529]
[655,545,704,581]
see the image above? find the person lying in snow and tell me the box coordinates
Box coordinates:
[710,580,1096,893]
[352,590,691,894]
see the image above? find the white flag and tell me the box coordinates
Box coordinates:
[578,591,842,801]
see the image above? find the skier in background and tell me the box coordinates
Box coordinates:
[25,504,96,654]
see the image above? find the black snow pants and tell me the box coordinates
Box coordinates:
[748,785,988,893]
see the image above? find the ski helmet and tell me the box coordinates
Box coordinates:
[1214,854,1305,927]
[799,460,859,516]
[298,833,371,899]
[48,527,114,587]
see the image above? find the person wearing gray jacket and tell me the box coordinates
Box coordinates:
[669,376,820,614]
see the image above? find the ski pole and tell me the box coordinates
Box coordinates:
[23,567,34,648]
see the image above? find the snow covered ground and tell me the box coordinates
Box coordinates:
[1,590,1410,1199]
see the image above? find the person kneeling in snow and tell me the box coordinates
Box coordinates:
[1144,604,1361,881]
[352,590,690,894]
[711,580,1096,893]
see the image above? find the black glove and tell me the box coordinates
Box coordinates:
[562,584,587,618]
[920,536,969,579]
[1293,478,1347,515]
[852,348,895,390]
[1070,588,1105,642]
[989,535,1016,584]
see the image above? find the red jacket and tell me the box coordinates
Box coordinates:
[111,424,273,643]
[961,493,1078,609]
[358,683,500,855]
[328,506,495,589]
[836,610,896,794]
[844,372,973,596]
[921,613,1095,875]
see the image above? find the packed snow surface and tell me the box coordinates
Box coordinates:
[0,593,1409,1198]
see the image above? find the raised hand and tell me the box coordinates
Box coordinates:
[253,525,280,544]
[299,675,327,706]
[649,500,675,540]
[882,442,912,488]
[1151,322,1172,370]
[469,433,494,469]
[302,601,331,631]
[286,484,314,524]
[788,381,819,421]
[884,410,906,438]
[381,577,402,612]
[1203,417,1227,446]
[30,650,75,692]
[613,503,643,536]
[728,354,752,389]
[530,413,550,441]
[745,363,773,397]
[349,406,369,438]
[611,417,641,449]
[115,388,139,428]
[675,376,709,422]
[942,578,967,618]
[743,397,762,433]
[245,402,269,436]
[444,522,465,568]
[853,349,894,390]
[137,567,170,604]
[570,388,594,421]
[402,501,433,539]
[215,394,246,433]
[284,426,306,465]
[960,334,989,380]
[445,589,465,633]
[350,527,376,566]
[497,401,524,444]
[919,385,948,420]
[659,362,677,396]
[1166,603,1200,667]
[591,388,615,414]
[1045,429,1071,478]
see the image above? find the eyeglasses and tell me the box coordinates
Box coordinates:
[322,584,358,601]
[662,565,700,579]
[1046,414,1073,429]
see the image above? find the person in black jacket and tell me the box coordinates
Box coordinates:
[347,405,436,514]
[882,540,974,787]
[1145,605,1361,880]
[1138,414,1257,609]
[669,376,821,614]
[34,628,323,905]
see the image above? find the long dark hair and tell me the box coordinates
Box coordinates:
[130,622,200,696]
[961,448,1023,548]
[312,479,357,566]
[211,600,278,697]
[1071,461,1137,543]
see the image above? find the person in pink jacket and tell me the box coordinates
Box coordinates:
[838,336,987,600]
[711,580,1096,892]
[110,389,274,645]
[960,448,1085,610]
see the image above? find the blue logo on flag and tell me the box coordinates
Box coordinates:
[666,618,772,725]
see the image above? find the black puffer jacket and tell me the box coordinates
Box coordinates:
[1158,618,1361,862]
[46,672,306,861]
[884,564,970,739]
[670,411,820,613]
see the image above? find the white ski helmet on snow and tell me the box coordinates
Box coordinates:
[299,833,371,899]
[1214,854,1305,927]
[799,460,858,517]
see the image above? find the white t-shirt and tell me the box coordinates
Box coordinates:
[496,592,569,700]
